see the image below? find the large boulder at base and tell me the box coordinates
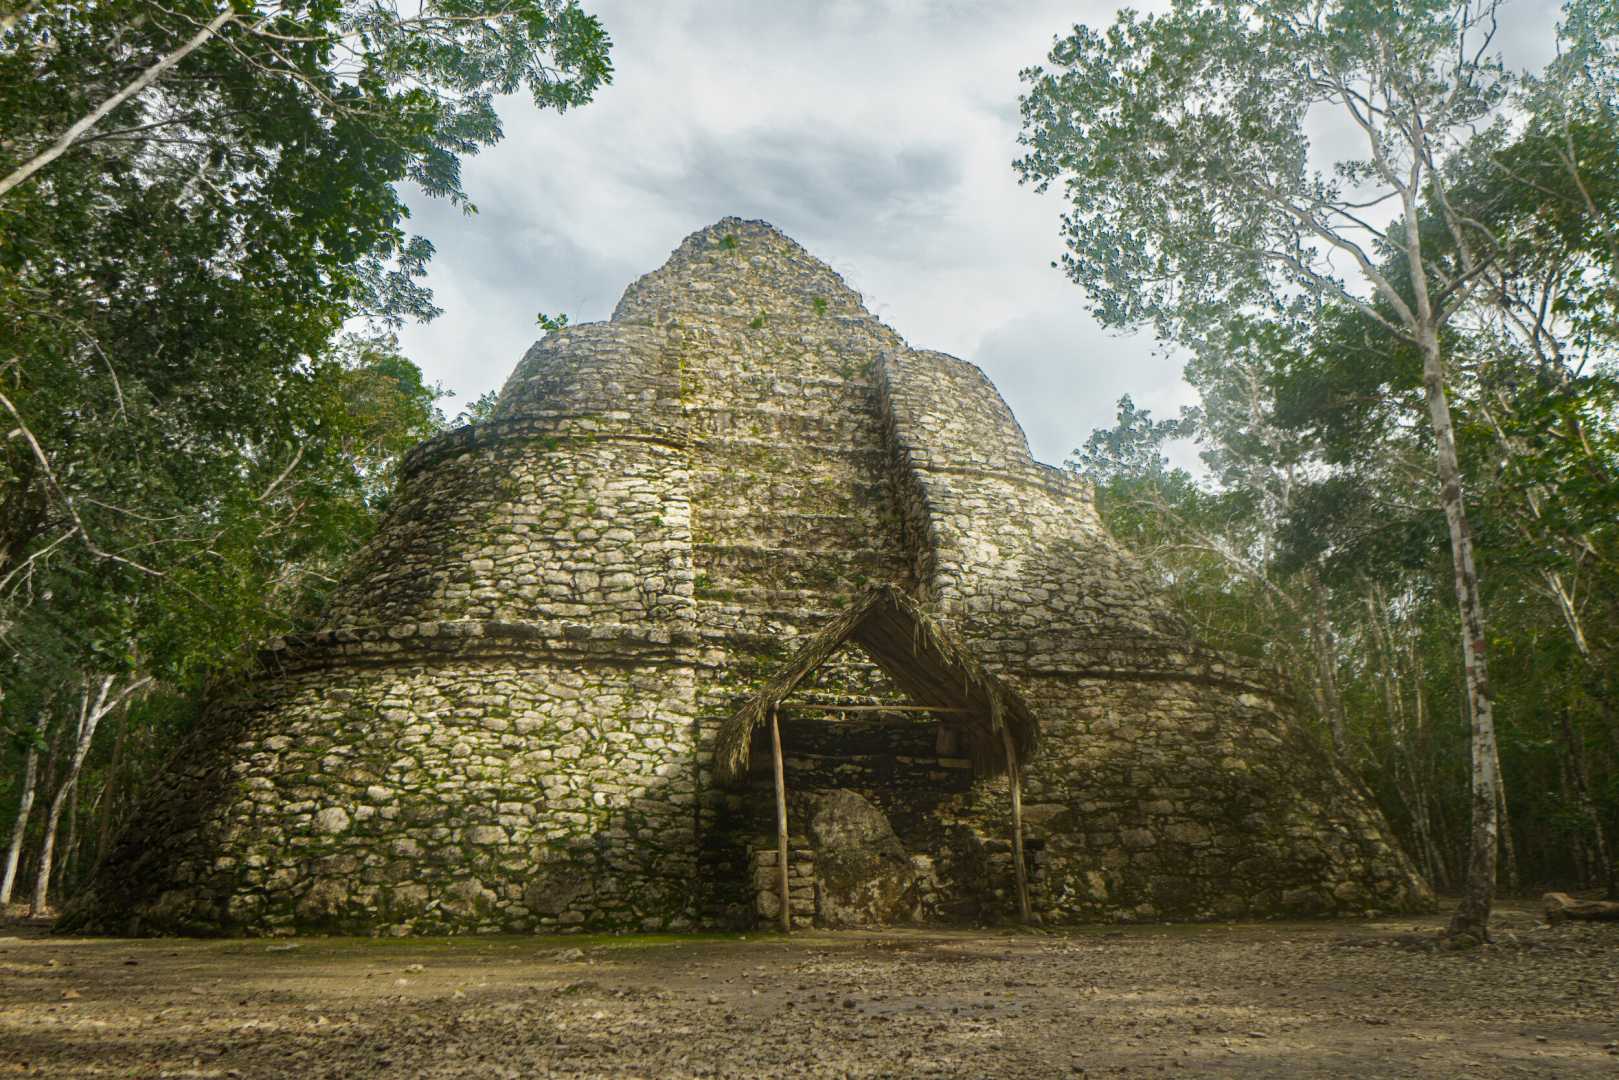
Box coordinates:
[802,789,919,927]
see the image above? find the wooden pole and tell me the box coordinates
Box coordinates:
[770,707,791,933]
[1002,726,1031,925]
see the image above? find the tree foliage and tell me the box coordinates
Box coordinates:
[0,0,610,909]
[1048,0,1619,903]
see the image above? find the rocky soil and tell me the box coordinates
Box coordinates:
[2,904,1616,1078]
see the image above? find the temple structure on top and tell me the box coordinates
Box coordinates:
[71,218,1431,935]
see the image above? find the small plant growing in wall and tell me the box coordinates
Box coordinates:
[811,296,829,315]
[719,234,739,251]
[536,311,571,332]
[749,313,768,330]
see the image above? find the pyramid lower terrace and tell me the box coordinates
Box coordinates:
[72,218,1433,935]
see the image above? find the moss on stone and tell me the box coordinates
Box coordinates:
[70,217,1431,939]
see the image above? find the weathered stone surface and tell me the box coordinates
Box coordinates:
[313,808,350,835]
[67,217,1431,938]
[802,790,918,928]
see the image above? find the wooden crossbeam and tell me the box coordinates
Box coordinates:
[783,704,971,714]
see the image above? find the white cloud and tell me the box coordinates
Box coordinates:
[396,0,1563,467]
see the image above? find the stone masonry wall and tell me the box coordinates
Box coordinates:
[79,627,699,935]
[74,314,705,934]
[605,221,929,924]
[876,346,1432,920]
[71,217,1431,936]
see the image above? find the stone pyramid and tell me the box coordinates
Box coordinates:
[72,218,1431,935]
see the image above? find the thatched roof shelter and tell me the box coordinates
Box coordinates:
[714,584,1039,786]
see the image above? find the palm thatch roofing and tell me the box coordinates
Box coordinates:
[714,584,1039,785]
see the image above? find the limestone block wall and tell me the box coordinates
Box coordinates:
[70,216,1432,937]
[80,628,699,935]
[602,220,926,923]
[73,317,706,934]
[327,322,692,629]
[876,346,1432,920]
[736,710,1015,923]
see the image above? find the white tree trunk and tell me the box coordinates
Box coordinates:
[1309,587,1347,757]
[1418,335,1499,940]
[1491,735,1519,892]
[31,680,102,914]
[0,8,236,199]
[30,675,149,914]
[0,715,44,905]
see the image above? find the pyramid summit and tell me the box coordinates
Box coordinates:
[72,218,1431,934]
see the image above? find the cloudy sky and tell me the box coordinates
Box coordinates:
[398,0,1564,467]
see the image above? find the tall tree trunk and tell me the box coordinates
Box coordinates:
[1492,739,1519,894]
[93,706,131,868]
[63,776,79,891]
[30,675,148,914]
[1560,708,1614,897]
[1365,589,1445,888]
[1310,587,1347,758]
[1420,333,1499,941]
[1407,638,1449,889]
[12,695,72,904]
[31,680,103,914]
[0,711,45,905]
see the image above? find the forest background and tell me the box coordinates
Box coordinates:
[1,0,1615,926]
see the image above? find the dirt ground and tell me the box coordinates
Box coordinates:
[2,903,1616,1078]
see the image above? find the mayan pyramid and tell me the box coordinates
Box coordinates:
[70,218,1431,935]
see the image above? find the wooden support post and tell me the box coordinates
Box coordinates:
[770,707,791,934]
[1002,726,1031,925]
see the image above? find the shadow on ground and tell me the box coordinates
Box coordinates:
[2,903,1616,1078]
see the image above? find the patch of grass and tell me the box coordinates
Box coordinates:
[211,930,758,960]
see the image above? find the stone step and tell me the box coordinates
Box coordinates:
[682,404,882,445]
[689,471,890,517]
[691,591,888,618]
[679,367,881,399]
[695,610,896,642]
[693,542,901,595]
[694,508,899,549]
[690,441,889,469]
[690,587,863,614]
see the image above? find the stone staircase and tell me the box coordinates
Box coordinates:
[751,839,815,929]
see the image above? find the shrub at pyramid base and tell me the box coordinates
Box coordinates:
[68,219,1432,935]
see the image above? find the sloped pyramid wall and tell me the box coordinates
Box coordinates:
[878,351,1429,918]
[70,218,1430,935]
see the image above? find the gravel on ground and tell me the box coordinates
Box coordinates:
[2,903,1616,1078]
